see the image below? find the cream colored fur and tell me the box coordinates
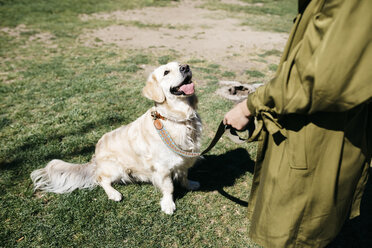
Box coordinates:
[31,62,202,215]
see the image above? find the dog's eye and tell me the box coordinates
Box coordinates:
[163,70,170,76]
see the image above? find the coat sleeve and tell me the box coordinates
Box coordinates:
[248,0,372,117]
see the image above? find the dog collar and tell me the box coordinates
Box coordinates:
[151,111,200,158]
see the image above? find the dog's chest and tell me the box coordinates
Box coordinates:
[163,117,201,152]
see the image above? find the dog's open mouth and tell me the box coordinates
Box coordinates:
[170,75,195,96]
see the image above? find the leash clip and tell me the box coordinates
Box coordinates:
[151,111,158,120]
[151,111,165,121]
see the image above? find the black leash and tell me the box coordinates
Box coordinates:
[152,111,253,158]
[200,120,253,156]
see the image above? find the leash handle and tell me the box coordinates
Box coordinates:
[224,124,249,144]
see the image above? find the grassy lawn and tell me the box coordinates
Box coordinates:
[6,0,364,247]
[1,0,371,247]
[200,0,296,33]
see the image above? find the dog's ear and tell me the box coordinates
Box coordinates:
[142,74,165,103]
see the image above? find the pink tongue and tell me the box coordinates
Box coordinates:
[179,82,195,95]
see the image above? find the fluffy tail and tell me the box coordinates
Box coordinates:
[30,159,96,194]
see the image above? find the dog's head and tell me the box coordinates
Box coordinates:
[142,62,195,103]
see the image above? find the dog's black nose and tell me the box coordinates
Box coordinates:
[179,64,190,73]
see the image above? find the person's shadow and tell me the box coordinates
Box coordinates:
[174,147,255,207]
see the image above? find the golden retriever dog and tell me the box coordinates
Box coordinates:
[31,62,202,214]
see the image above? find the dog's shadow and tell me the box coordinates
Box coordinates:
[174,148,255,206]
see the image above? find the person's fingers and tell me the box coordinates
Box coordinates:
[223,100,251,129]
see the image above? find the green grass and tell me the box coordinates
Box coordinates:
[258,49,282,57]
[222,71,236,78]
[0,42,258,247]
[115,20,191,31]
[268,63,278,72]
[158,55,175,65]
[201,0,297,33]
[245,70,265,78]
[0,0,176,37]
[0,1,260,247]
[187,58,206,64]
[1,0,368,247]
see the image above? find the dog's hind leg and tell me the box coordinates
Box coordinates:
[95,160,123,202]
[153,172,176,215]
[98,176,122,201]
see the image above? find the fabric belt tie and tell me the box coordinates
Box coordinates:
[248,111,284,142]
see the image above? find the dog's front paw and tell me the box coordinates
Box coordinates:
[108,190,123,202]
[187,180,200,191]
[160,197,176,215]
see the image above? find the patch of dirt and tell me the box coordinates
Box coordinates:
[219,0,264,7]
[0,24,56,47]
[0,24,58,84]
[216,80,263,102]
[79,0,287,81]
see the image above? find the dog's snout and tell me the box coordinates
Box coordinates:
[179,64,190,73]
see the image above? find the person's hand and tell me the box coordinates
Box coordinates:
[223,99,252,131]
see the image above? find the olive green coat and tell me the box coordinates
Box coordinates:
[246,0,372,247]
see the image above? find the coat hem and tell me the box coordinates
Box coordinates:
[249,233,332,248]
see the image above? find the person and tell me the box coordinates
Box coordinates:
[223,0,372,247]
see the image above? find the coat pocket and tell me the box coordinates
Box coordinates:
[284,117,308,170]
